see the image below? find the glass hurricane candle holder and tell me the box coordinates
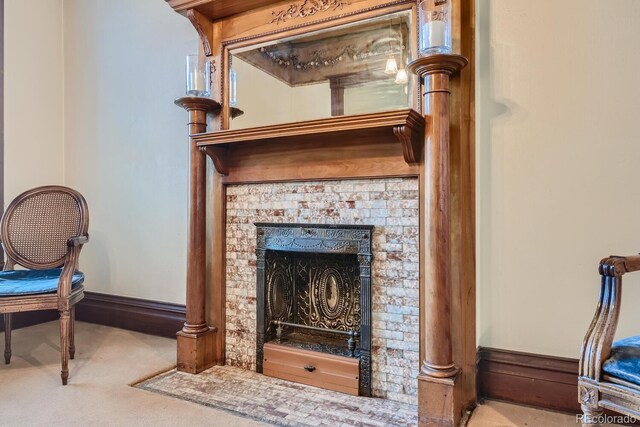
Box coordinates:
[418,0,452,56]
[185,55,211,97]
[229,67,238,107]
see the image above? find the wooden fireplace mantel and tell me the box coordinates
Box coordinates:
[192,109,424,184]
[167,0,476,425]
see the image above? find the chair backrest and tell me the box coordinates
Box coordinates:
[0,186,89,270]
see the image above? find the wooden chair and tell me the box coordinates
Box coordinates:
[0,186,89,385]
[579,255,640,424]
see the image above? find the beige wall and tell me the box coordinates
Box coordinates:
[7,0,640,358]
[477,0,640,358]
[4,0,65,202]
[63,0,197,303]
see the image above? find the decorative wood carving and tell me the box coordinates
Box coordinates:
[393,112,424,164]
[199,145,229,175]
[187,9,213,57]
[578,384,597,407]
[219,0,414,45]
[271,0,351,25]
[230,107,244,119]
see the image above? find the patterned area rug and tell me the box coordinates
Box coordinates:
[133,366,418,427]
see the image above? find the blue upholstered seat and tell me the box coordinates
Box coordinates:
[602,336,640,386]
[0,269,84,297]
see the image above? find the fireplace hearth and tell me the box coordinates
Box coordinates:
[255,223,374,396]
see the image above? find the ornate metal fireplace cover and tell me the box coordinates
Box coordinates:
[255,223,374,396]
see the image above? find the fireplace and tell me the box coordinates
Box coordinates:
[225,178,421,405]
[255,223,373,396]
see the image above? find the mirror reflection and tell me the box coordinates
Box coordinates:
[228,10,413,129]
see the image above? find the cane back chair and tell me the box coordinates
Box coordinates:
[579,255,640,424]
[0,186,89,385]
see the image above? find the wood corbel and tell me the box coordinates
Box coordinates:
[187,9,213,57]
[199,146,229,175]
[393,113,424,165]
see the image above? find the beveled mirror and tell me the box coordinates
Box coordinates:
[227,10,414,129]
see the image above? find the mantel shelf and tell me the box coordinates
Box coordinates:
[193,109,425,177]
[166,0,283,21]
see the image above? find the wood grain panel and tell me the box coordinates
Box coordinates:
[263,343,360,395]
[224,135,418,184]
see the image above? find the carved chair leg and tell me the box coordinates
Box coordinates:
[580,405,603,426]
[59,310,70,385]
[4,313,11,364]
[69,307,75,360]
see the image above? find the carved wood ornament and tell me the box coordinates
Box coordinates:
[271,0,351,25]
[187,9,213,56]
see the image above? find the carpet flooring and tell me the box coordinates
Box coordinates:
[0,320,611,426]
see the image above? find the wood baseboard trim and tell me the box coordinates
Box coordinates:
[0,292,186,338]
[75,292,186,339]
[477,347,580,413]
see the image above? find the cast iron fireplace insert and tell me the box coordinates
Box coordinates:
[255,223,374,396]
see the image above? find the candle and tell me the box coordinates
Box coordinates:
[418,0,452,56]
[425,20,446,49]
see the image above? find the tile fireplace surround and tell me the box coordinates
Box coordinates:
[225,177,420,405]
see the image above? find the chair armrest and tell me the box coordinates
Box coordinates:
[600,255,640,277]
[579,255,640,381]
[67,235,89,247]
[57,235,88,306]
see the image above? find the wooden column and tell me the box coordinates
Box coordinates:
[175,96,221,374]
[408,54,468,426]
[329,77,345,117]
